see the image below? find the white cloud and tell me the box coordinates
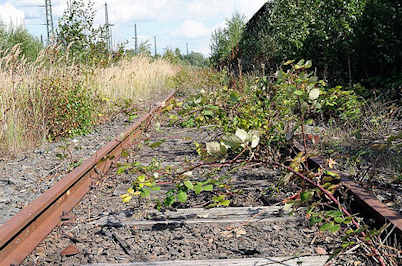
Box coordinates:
[174,20,210,39]
[2,0,267,55]
[0,3,25,27]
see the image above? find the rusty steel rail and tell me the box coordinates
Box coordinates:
[0,91,175,265]
[294,142,402,237]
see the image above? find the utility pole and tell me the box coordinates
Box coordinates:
[186,42,189,56]
[134,24,138,54]
[45,0,55,44]
[104,2,113,51]
[154,36,157,56]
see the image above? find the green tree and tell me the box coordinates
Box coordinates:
[184,52,208,67]
[163,48,181,64]
[174,48,183,60]
[238,0,366,78]
[57,0,108,64]
[137,40,152,56]
[210,12,246,68]
[0,25,43,61]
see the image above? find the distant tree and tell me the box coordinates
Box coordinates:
[163,48,181,64]
[210,12,246,68]
[57,0,108,63]
[137,40,152,56]
[174,48,183,60]
[0,25,43,61]
[184,52,208,67]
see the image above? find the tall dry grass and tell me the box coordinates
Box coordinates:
[0,45,178,154]
[91,56,179,105]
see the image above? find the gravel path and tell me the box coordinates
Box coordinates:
[0,93,170,225]
[24,116,365,265]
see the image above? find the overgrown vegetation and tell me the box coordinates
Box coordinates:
[0,0,184,154]
[57,0,109,65]
[0,25,43,61]
[0,44,179,153]
[213,0,401,100]
[210,12,246,69]
[121,60,400,264]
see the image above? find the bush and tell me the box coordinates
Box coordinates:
[37,76,96,139]
[0,26,43,61]
[216,0,402,99]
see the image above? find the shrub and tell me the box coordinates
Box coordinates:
[0,26,43,61]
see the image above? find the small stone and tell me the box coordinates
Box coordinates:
[314,247,327,255]
[60,244,80,256]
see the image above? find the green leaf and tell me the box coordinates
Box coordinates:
[304,60,312,69]
[249,130,261,148]
[164,195,175,206]
[206,142,221,155]
[309,215,322,225]
[309,88,320,100]
[324,170,339,178]
[151,186,161,191]
[121,150,129,158]
[341,241,355,249]
[320,223,332,232]
[212,195,225,202]
[328,223,341,233]
[117,164,130,175]
[334,217,344,223]
[169,114,178,121]
[202,184,213,192]
[343,217,353,224]
[345,229,355,235]
[141,189,150,198]
[300,191,314,202]
[220,200,230,206]
[222,135,243,149]
[177,191,188,203]
[121,193,132,203]
[184,180,194,190]
[284,60,295,65]
[235,128,249,143]
[137,175,146,183]
[202,110,214,116]
[194,183,202,195]
[297,59,305,66]
[148,140,166,149]
[326,210,343,218]
[294,90,304,96]
[230,92,239,102]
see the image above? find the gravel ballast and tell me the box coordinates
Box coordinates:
[0,94,169,225]
[23,115,366,265]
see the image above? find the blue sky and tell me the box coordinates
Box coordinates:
[0,0,266,56]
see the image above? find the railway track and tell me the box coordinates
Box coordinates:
[0,91,401,265]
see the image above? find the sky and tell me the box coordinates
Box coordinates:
[0,0,267,56]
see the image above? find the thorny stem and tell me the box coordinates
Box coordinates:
[297,96,309,169]
[171,146,250,177]
[273,162,387,266]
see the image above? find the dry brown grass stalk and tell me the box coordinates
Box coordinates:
[0,46,178,154]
